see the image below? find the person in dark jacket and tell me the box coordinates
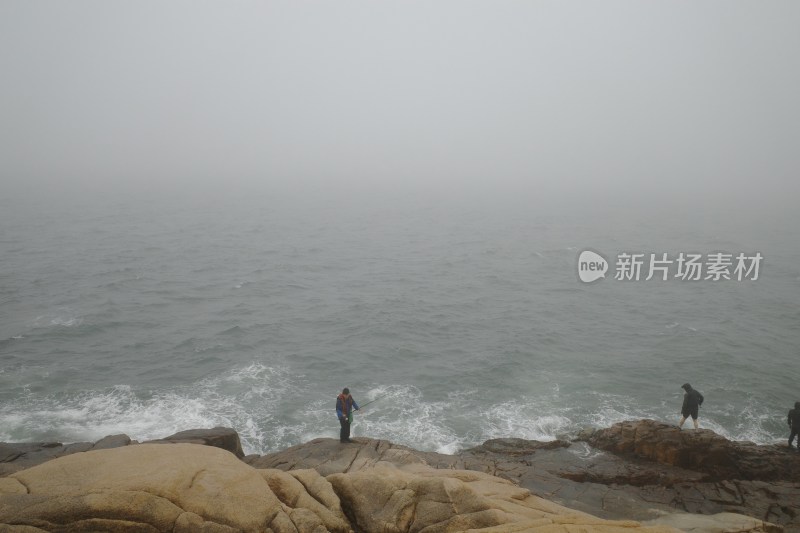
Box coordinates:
[788,402,800,449]
[336,387,359,443]
[678,383,704,429]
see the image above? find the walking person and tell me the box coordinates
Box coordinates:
[678,383,704,429]
[788,401,800,450]
[336,387,359,443]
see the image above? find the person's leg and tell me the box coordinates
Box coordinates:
[790,428,799,448]
[340,418,347,442]
[679,416,686,428]
[343,419,351,441]
[690,407,699,429]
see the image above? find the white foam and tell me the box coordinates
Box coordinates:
[567,441,606,460]
[0,363,299,454]
[346,384,466,454]
[33,309,84,328]
[479,400,571,442]
[2,373,785,455]
[701,398,781,444]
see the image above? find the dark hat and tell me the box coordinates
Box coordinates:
[681,383,691,391]
[342,387,350,394]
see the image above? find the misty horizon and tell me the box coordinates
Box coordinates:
[1,1,798,215]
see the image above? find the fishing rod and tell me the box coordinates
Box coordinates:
[338,393,389,424]
[347,394,389,422]
[357,394,388,411]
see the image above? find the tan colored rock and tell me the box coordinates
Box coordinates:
[290,469,345,512]
[643,511,782,533]
[7,444,277,531]
[174,511,241,533]
[0,490,182,531]
[0,436,718,533]
[0,443,348,533]
[0,479,26,496]
[0,526,48,532]
[327,462,679,533]
[259,469,351,532]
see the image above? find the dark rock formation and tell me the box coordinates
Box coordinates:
[0,427,243,478]
[0,436,131,476]
[466,437,572,455]
[585,419,800,482]
[145,427,245,458]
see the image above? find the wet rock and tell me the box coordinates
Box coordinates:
[146,427,245,458]
[0,445,23,464]
[0,441,92,476]
[575,427,598,441]
[91,434,131,450]
[587,419,800,482]
[466,438,571,455]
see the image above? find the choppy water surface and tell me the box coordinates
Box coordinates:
[1,191,798,454]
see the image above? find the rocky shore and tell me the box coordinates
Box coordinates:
[1,420,797,532]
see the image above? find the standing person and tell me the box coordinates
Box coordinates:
[336,387,359,443]
[788,402,800,450]
[678,383,704,429]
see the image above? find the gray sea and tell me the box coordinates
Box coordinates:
[1,189,798,455]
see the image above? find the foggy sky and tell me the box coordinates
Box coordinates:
[1,1,798,210]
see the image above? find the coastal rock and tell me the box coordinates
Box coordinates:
[91,434,132,450]
[0,445,22,464]
[0,436,131,477]
[2,424,795,531]
[465,438,572,456]
[250,430,797,531]
[245,437,431,475]
[643,512,783,533]
[145,427,245,458]
[328,462,677,533]
[0,440,687,533]
[587,420,800,482]
[0,428,243,478]
[0,443,350,533]
[259,468,351,532]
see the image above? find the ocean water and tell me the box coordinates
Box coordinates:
[1,190,798,455]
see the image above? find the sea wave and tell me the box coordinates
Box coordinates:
[0,366,789,454]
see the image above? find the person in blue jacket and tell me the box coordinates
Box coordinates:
[336,387,359,443]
